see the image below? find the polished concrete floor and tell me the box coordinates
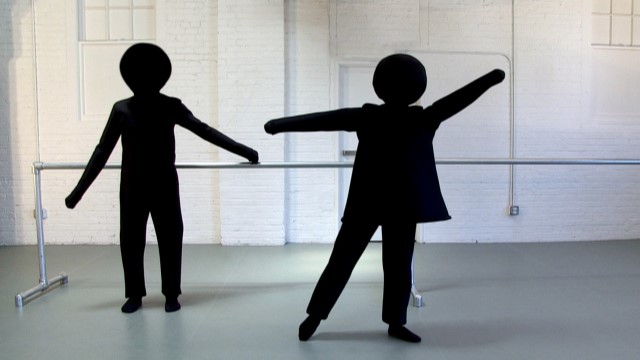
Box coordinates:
[1,240,640,360]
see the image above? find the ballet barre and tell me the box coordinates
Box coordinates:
[16,158,640,307]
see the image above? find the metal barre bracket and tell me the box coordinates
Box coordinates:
[15,273,68,308]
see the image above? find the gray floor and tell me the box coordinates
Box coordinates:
[1,240,640,360]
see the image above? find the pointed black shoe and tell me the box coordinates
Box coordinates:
[121,297,142,313]
[299,315,321,341]
[388,325,421,343]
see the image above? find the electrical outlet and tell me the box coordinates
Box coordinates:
[509,206,519,216]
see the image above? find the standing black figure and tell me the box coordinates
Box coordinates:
[264,54,505,342]
[66,43,259,314]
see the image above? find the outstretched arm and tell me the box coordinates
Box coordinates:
[264,108,362,135]
[65,106,122,209]
[178,105,259,163]
[425,69,505,122]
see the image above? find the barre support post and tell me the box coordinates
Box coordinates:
[411,257,423,307]
[15,162,68,308]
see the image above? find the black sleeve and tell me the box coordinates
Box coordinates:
[65,104,122,209]
[424,69,505,123]
[264,108,363,134]
[177,102,259,163]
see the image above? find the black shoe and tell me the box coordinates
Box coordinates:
[165,297,181,313]
[121,297,142,313]
[299,315,321,341]
[388,325,421,343]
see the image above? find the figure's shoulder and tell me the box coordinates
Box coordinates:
[363,103,423,112]
[407,105,425,117]
[360,103,383,120]
[113,97,132,109]
[161,93,181,102]
[160,94,189,112]
[109,98,133,117]
[362,103,381,111]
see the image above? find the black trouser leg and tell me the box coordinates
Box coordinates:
[381,221,416,325]
[306,220,379,319]
[120,196,149,299]
[151,189,184,298]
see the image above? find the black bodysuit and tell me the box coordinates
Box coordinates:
[67,94,258,299]
[265,67,504,326]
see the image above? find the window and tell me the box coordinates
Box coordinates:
[78,0,156,118]
[81,0,156,41]
[592,0,640,46]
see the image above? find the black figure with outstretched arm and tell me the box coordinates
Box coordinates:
[66,43,258,314]
[264,54,504,342]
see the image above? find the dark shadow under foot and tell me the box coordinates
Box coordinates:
[388,325,421,343]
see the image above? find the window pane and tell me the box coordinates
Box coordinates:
[635,0,640,14]
[109,9,131,40]
[633,16,640,44]
[85,9,107,40]
[133,0,155,7]
[611,15,632,45]
[593,0,611,13]
[613,0,633,14]
[81,43,133,116]
[133,9,155,40]
[85,0,106,7]
[109,0,130,7]
[591,49,640,118]
[592,14,611,44]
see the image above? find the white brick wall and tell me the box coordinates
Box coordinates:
[8,0,223,245]
[428,0,512,53]
[217,0,286,245]
[1,0,640,246]
[160,0,220,244]
[284,0,339,243]
[335,0,421,57]
[1,0,38,246]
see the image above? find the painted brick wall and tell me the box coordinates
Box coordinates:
[35,0,122,245]
[335,0,421,57]
[284,0,339,243]
[2,0,640,246]
[504,0,640,242]
[217,0,286,245]
[0,0,38,245]
[158,0,220,244]
[2,0,223,245]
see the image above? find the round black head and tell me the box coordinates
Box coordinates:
[372,54,427,106]
[119,43,172,95]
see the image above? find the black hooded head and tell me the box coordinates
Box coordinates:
[119,43,172,96]
[372,54,427,106]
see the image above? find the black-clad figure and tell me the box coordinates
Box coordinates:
[66,43,259,313]
[264,54,505,342]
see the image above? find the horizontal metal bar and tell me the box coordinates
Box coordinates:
[33,158,640,171]
[33,162,354,170]
[435,158,640,165]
